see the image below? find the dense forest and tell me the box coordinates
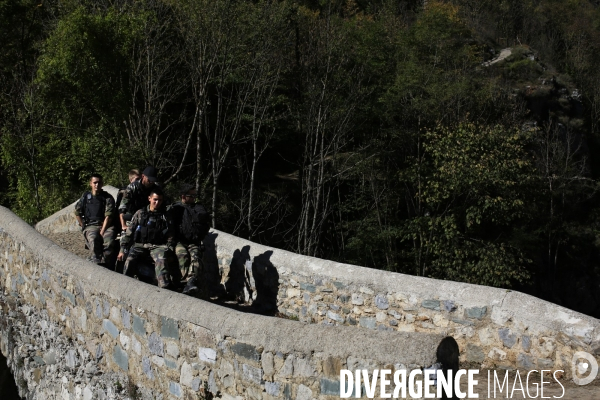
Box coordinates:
[2,0,600,317]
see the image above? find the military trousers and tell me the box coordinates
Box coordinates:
[123,244,177,288]
[83,225,115,263]
[175,241,207,298]
[175,242,204,279]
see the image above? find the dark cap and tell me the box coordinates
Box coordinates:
[142,166,158,182]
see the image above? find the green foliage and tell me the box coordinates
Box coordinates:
[2,0,600,315]
[403,123,533,286]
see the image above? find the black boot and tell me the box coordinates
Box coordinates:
[182,277,199,296]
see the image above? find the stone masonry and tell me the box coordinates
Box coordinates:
[1,184,599,398]
[1,205,443,399]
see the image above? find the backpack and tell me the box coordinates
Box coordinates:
[177,203,209,243]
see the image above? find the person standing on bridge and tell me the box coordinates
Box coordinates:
[169,184,210,298]
[74,173,116,265]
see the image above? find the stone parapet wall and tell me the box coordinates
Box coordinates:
[213,231,600,377]
[19,188,600,390]
[31,191,600,377]
[1,206,443,399]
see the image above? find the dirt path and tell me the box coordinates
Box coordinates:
[482,48,512,67]
[46,231,89,259]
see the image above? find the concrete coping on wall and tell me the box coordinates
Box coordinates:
[2,204,444,367]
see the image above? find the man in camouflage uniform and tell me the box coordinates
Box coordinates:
[169,184,210,297]
[118,166,159,231]
[117,187,178,289]
[74,174,116,265]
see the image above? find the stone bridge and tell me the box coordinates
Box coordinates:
[0,186,599,399]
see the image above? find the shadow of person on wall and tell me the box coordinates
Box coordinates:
[436,336,459,400]
[250,250,279,315]
[224,245,252,303]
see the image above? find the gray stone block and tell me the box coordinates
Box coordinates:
[320,378,340,396]
[375,294,389,310]
[517,353,533,369]
[296,384,313,400]
[498,328,517,348]
[330,304,340,311]
[422,299,440,310]
[208,371,217,395]
[169,382,182,397]
[300,282,316,293]
[66,349,79,369]
[278,355,294,377]
[359,317,376,330]
[32,356,45,366]
[95,302,102,319]
[378,324,394,331]
[333,281,346,289]
[121,309,131,329]
[466,344,485,363]
[351,293,364,306]
[165,357,178,370]
[43,349,57,365]
[451,317,474,326]
[148,332,164,356]
[262,351,274,376]
[466,306,487,320]
[242,364,263,384]
[102,319,119,339]
[327,311,344,323]
[142,356,153,379]
[191,377,201,392]
[339,294,350,303]
[231,342,260,362]
[293,357,316,377]
[265,381,281,396]
[443,300,456,312]
[521,335,531,352]
[62,289,76,306]
[133,315,146,337]
[161,317,179,340]
[284,383,292,400]
[113,345,129,372]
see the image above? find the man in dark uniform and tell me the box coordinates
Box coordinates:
[169,184,210,297]
[118,166,159,231]
[74,174,116,265]
[117,187,178,289]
